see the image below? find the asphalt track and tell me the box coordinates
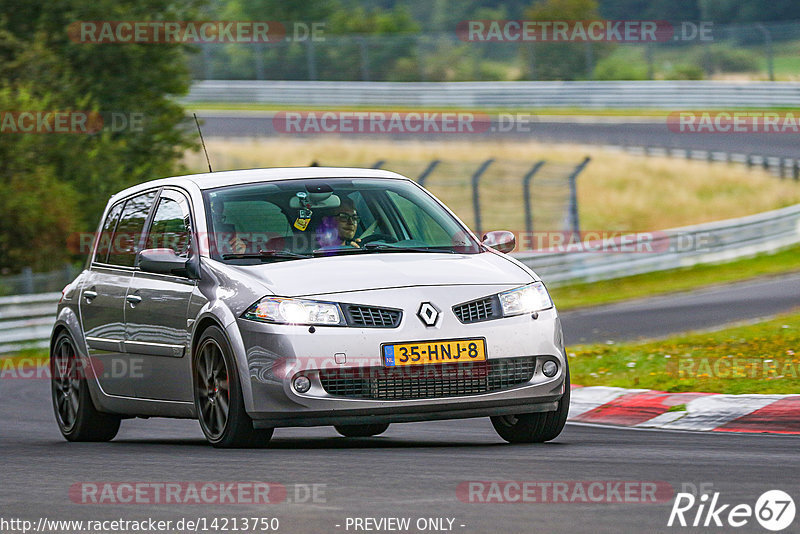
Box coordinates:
[1,115,797,534]
[195,112,800,158]
[1,377,798,534]
[2,275,799,533]
[560,272,800,344]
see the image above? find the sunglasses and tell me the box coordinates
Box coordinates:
[335,213,360,223]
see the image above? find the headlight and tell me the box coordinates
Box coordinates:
[243,297,345,326]
[498,282,553,316]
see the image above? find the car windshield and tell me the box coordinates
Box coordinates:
[203,177,481,263]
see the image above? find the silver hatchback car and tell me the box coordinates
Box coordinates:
[50,167,569,447]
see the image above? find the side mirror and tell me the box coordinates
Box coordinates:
[138,249,200,279]
[482,231,516,253]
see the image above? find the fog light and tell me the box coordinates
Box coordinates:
[293,375,311,393]
[542,360,558,377]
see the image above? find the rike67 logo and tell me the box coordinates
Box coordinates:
[668,489,795,531]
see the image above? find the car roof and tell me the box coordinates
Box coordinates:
[109,167,411,202]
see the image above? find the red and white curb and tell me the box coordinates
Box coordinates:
[568,385,800,434]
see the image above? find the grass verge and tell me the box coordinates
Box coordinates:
[550,243,800,311]
[568,310,800,395]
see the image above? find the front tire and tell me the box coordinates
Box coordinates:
[334,423,390,437]
[491,362,570,443]
[50,331,121,442]
[193,326,273,448]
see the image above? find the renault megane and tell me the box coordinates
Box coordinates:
[50,167,569,447]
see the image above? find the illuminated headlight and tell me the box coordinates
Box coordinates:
[498,282,553,317]
[243,297,345,326]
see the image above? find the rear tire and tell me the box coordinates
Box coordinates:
[334,423,390,438]
[491,361,570,443]
[50,331,121,442]
[193,326,273,448]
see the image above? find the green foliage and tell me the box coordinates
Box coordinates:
[0,0,199,272]
[593,52,648,80]
[521,0,615,80]
[692,44,761,73]
[0,87,80,271]
[207,0,420,81]
[666,63,705,80]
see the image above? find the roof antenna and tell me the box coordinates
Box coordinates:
[193,113,213,172]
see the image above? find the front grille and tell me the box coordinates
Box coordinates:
[453,296,501,323]
[344,305,402,328]
[318,356,536,400]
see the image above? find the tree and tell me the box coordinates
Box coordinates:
[521,0,613,80]
[0,0,200,272]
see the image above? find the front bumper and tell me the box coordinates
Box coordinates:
[230,285,566,427]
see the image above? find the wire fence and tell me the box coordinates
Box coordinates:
[370,158,589,236]
[187,20,800,82]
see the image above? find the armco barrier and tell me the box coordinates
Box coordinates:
[1,203,799,354]
[517,203,800,284]
[0,292,60,354]
[185,80,800,109]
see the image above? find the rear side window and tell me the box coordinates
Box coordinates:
[146,196,192,257]
[107,191,157,267]
[94,202,124,264]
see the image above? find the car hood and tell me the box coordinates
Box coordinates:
[225,252,535,297]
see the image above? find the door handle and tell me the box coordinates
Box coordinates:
[83,290,98,301]
[126,295,142,306]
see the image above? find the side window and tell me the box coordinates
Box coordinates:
[146,196,192,257]
[94,202,124,264]
[107,191,157,267]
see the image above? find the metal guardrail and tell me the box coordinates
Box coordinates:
[0,292,60,354]
[2,202,799,354]
[0,264,78,296]
[186,80,800,109]
[516,203,800,285]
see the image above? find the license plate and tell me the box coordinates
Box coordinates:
[382,338,487,367]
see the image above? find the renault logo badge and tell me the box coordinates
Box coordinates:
[417,302,440,327]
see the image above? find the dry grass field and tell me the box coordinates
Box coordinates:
[183,138,800,232]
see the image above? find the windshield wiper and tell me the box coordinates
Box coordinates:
[222,250,310,261]
[310,244,462,257]
[311,247,370,257]
[361,244,458,254]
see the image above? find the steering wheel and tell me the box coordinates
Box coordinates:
[358,233,398,245]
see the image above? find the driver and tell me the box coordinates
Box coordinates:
[317,198,362,249]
